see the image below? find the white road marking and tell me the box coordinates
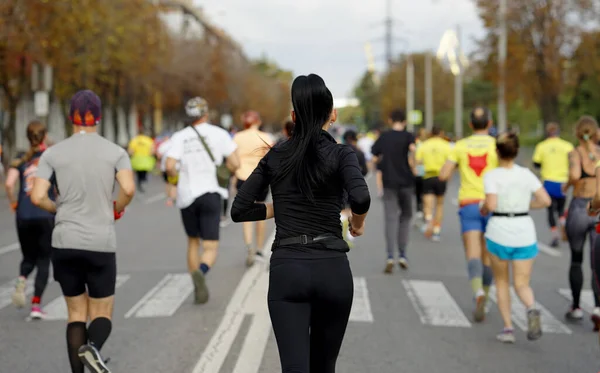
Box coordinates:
[537,243,562,257]
[402,280,472,328]
[231,268,271,373]
[143,192,166,205]
[558,288,596,314]
[349,277,374,323]
[125,273,193,318]
[191,231,275,373]
[0,242,19,256]
[488,286,571,334]
[44,275,130,320]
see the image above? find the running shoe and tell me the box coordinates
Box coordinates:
[78,344,111,373]
[431,233,441,242]
[565,307,584,321]
[398,256,408,270]
[496,328,515,343]
[383,259,394,274]
[12,277,26,308]
[473,293,486,323]
[191,270,209,304]
[550,237,560,248]
[30,305,45,320]
[527,309,542,340]
[591,308,600,331]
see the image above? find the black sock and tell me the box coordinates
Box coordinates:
[87,317,112,350]
[66,322,87,373]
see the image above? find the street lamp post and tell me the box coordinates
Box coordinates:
[497,0,508,133]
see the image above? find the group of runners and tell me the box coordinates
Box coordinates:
[4,82,600,373]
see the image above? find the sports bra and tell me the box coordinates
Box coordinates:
[578,148,596,179]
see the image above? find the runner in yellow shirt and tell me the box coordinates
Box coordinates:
[128,131,156,193]
[416,126,452,241]
[532,123,574,247]
[440,107,498,323]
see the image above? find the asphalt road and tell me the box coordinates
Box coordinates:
[0,168,599,373]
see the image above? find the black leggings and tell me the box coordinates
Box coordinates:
[268,256,354,373]
[566,198,600,308]
[548,196,566,228]
[415,176,424,213]
[17,218,54,298]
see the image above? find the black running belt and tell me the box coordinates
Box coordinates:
[277,234,331,246]
[492,212,529,217]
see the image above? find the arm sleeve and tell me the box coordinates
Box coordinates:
[35,151,54,180]
[165,134,183,161]
[339,146,371,215]
[230,155,270,222]
[115,148,132,171]
[483,172,497,194]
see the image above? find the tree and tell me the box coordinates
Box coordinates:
[474,0,594,124]
[353,71,381,129]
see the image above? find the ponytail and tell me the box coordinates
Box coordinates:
[21,121,47,163]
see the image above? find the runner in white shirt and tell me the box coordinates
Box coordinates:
[480,132,551,343]
[165,97,240,305]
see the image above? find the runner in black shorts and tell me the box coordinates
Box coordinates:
[31,90,135,373]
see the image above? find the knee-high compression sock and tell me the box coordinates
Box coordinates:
[66,322,87,373]
[87,317,112,350]
[467,259,483,296]
[482,265,493,300]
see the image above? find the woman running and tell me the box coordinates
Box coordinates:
[481,132,550,343]
[563,116,600,328]
[4,121,55,319]
[231,74,370,373]
[585,144,600,345]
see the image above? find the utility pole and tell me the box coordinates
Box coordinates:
[406,55,415,132]
[425,52,433,131]
[497,0,508,132]
[385,0,393,69]
[454,25,463,139]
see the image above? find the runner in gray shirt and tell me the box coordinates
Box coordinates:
[31,90,135,373]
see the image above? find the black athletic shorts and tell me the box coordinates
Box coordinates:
[162,171,168,183]
[422,176,447,196]
[51,248,117,298]
[236,179,269,202]
[180,192,222,240]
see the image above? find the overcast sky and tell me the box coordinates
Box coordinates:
[190,0,485,99]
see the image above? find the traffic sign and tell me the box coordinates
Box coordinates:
[409,110,423,125]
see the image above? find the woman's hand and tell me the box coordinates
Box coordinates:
[479,201,489,216]
[348,217,365,237]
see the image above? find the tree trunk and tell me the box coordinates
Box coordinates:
[538,93,560,126]
[2,100,18,166]
[112,72,121,145]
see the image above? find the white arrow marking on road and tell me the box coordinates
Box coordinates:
[488,286,571,334]
[558,288,596,315]
[349,277,374,323]
[0,242,19,256]
[402,280,472,328]
[44,275,130,320]
[124,273,193,318]
[191,231,275,373]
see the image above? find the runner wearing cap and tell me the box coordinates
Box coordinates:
[233,111,274,266]
[31,90,135,373]
[165,97,240,304]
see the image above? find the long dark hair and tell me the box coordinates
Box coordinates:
[271,74,334,202]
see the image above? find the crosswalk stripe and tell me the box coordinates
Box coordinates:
[0,278,34,311]
[44,275,131,320]
[488,286,571,334]
[402,280,472,328]
[349,277,374,323]
[558,288,596,315]
[124,273,193,318]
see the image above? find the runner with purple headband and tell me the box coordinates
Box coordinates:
[31,90,136,373]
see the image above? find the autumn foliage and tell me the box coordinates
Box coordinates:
[0,0,291,160]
